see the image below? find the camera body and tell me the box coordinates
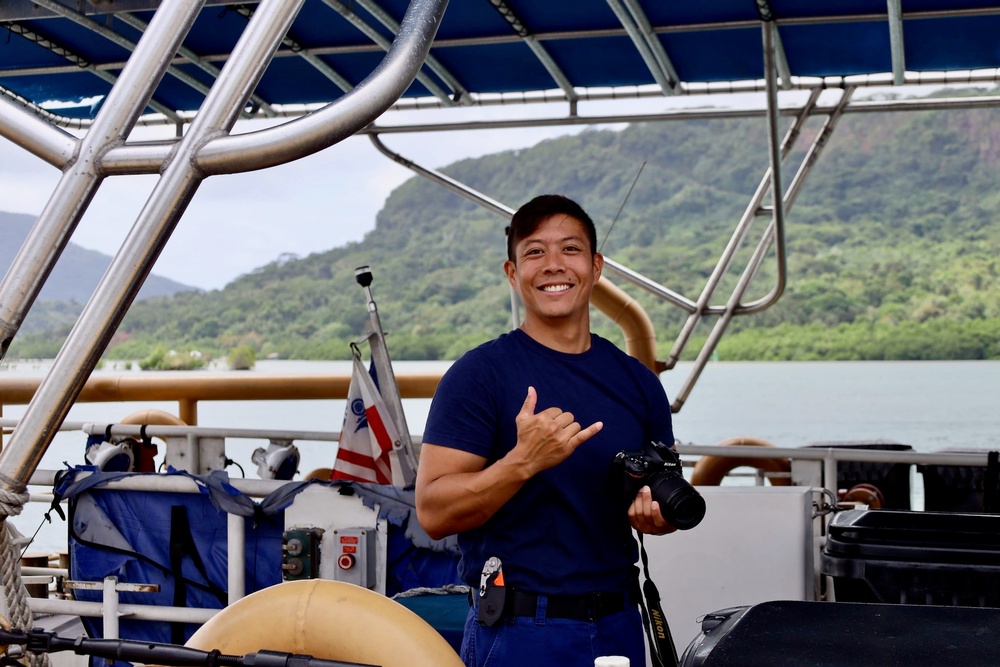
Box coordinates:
[612,440,706,530]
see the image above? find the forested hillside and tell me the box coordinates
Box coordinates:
[10,89,1000,361]
[0,211,197,333]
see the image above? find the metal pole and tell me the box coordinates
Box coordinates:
[738,87,855,314]
[0,0,304,487]
[762,21,787,307]
[368,134,525,329]
[30,598,216,625]
[355,267,418,486]
[663,83,818,371]
[823,455,839,502]
[887,0,906,85]
[102,577,119,640]
[673,212,776,411]
[368,133,515,218]
[0,0,205,363]
[0,95,76,168]
[194,0,451,175]
[227,514,245,604]
[602,257,697,312]
[670,19,787,411]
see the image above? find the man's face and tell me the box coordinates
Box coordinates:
[504,214,603,324]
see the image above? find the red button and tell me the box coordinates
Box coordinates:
[338,554,356,570]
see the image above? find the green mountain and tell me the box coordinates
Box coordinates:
[9,90,1000,361]
[0,210,198,334]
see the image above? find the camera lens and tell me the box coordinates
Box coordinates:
[648,474,706,530]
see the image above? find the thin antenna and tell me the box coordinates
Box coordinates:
[599,161,646,253]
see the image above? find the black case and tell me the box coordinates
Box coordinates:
[680,600,1000,666]
[821,509,1000,606]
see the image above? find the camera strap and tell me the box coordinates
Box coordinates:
[635,532,678,667]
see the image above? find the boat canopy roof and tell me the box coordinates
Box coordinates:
[3,1,1000,481]
[4,0,1000,125]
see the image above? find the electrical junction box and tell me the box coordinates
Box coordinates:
[282,528,322,581]
[282,484,386,593]
[332,527,376,589]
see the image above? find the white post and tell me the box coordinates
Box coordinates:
[102,576,119,639]
[228,513,246,604]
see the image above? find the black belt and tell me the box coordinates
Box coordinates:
[505,589,629,621]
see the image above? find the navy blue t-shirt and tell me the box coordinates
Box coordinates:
[422,329,673,596]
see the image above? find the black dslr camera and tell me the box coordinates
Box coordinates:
[611,441,706,530]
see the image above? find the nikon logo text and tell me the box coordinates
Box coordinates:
[651,609,666,639]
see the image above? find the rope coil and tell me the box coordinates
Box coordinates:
[0,487,48,667]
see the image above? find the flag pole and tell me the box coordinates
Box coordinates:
[354,266,418,487]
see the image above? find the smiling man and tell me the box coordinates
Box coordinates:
[416,194,675,667]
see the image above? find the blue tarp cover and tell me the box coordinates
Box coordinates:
[61,468,285,664]
[57,468,461,662]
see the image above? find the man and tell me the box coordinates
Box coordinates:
[416,194,675,666]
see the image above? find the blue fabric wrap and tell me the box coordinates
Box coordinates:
[56,468,462,661]
[60,468,285,667]
[422,330,673,596]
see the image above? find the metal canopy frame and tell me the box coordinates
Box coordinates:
[6,2,1000,127]
[0,0,448,490]
[3,0,1000,482]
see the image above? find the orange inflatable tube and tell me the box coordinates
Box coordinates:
[690,436,792,486]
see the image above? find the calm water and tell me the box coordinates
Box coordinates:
[660,360,999,452]
[3,358,998,550]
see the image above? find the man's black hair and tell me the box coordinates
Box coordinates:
[506,194,598,262]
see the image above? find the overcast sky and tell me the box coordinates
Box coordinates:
[0,106,600,291]
[2,96,704,291]
[0,86,928,291]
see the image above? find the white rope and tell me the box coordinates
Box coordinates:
[0,486,50,667]
[0,488,28,519]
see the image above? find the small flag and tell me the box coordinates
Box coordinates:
[332,354,401,485]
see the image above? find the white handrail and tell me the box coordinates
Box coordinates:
[17,426,993,635]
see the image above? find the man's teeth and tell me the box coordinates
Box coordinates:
[541,284,571,292]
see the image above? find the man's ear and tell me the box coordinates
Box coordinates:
[593,252,604,281]
[504,259,517,288]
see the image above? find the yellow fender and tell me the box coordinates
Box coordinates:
[690,436,792,486]
[185,580,464,666]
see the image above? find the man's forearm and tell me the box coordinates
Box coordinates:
[416,451,534,540]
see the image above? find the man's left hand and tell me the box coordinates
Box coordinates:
[628,486,677,535]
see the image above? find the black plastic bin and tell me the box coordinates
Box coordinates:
[679,600,1000,666]
[822,509,1000,606]
[805,440,913,509]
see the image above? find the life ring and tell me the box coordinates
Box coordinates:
[118,409,186,472]
[119,408,186,427]
[303,467,333,481]
[690,436,792,486]
[183,579,463,666]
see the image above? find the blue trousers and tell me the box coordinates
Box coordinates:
[460,597,646,667]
